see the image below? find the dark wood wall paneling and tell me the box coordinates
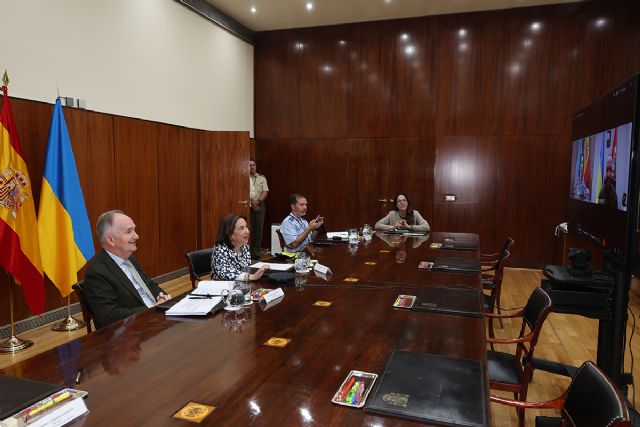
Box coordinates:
[0,97,249,324]
[255,0,640,267]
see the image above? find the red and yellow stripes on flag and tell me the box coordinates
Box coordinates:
[0,84,45,314]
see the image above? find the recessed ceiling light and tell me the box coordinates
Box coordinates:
[595,17,607,28]
[400,33,409,41]
[306,2,313,11]
[458,28,467,37]
[250,6,256,14]
[384,0,392,3]
[530,22,541,32]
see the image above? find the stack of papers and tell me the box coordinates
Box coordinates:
[327,231,349,239]
[165,281,232,316]
[250,262,293,271]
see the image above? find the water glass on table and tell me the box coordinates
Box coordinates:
[294,252,309,273]
[348,228,358,244]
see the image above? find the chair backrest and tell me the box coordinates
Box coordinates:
[276,229,287,250]
[516,287,554,374]
[562,361,631,427]
[185,247,214,288]
[72,281,94,334]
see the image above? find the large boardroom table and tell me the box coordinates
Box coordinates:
[2,231,487,426]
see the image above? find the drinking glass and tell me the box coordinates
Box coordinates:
[348,228,358,244]
[294,252,309,273]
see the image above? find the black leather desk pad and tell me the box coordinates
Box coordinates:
[0,375,63,419]
[365,350,488,427]
[433,257,480,274]
[413,287,484,317]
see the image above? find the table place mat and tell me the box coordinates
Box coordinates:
[343,277,359,282]
[263,337,291,347]
[365,350,488,427]
[412,287,483,317]
[313,301,333,307]
[364,261,377,265]
[172,402,215,423]
[433,257,480,274]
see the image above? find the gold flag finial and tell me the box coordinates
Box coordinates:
[2,70,9,87]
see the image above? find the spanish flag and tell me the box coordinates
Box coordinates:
[0,84,45,314]
[38,99,94,297]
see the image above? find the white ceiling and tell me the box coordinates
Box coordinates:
[205,0,582,32]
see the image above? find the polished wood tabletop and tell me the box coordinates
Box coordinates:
[2,232,486,426]
[300,231,481,288]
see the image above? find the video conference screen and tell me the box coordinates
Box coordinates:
[569,122,633,211]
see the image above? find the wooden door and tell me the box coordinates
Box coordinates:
[348,138,390,227]
[199,131,250,248]
[386,137,435,228]
[433,136,498,250]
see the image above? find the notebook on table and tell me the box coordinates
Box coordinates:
[365,350,488,427]
[412,287,484,317]
[433,257,480,274]
[0,375,63,419]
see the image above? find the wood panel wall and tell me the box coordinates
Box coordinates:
[254,0,640,267]
[0,97,249,324]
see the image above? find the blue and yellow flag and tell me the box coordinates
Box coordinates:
[37,99,94,297]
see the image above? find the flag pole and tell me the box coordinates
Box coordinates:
[0,272,34,353]
[51,296,85,332]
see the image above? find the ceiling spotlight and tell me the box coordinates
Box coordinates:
[400,33,409,41]
[530,21,541,32]
[458,28,467,37]
[595,18,607,28]
[306,2,313,11]
[250,6,256,14]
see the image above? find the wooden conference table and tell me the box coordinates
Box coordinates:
[2,232,486,426]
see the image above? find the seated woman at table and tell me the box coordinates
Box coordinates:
[211,214,269,281]
[375,193,430,232]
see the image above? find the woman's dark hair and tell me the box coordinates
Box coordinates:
[392,193,415,224]
[216,214,247,248]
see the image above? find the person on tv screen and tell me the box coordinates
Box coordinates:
[598,156,618,208]
[574,153,590,200]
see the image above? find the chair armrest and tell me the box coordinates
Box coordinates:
[487,330,535,344]
[481,252,500,259]
[490,393,565,410]
[485,309,523,319]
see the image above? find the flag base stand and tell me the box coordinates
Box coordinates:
[51,315,85,332]
[0,336,33,353]
[0,275,35,352]
[51,297,85,332]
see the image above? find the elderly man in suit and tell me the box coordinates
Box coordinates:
[84,210,170,329]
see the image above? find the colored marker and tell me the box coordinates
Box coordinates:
[338,377,355,401]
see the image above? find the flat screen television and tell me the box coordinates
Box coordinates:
[567,73,640,268]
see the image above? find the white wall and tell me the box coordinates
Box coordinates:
[0,0,254,134]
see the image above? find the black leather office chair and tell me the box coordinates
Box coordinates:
[491,361,631,427]
[72,281,95,333]
[185,247,214,288]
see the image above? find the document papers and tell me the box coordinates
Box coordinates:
[165,297,221,316]
[327,231,349,239]
[165,281,230,316]
[250,262,293,271]
[192,281,233,295]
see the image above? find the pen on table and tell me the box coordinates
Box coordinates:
[75,370,82,385]
[188,294,221,299]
